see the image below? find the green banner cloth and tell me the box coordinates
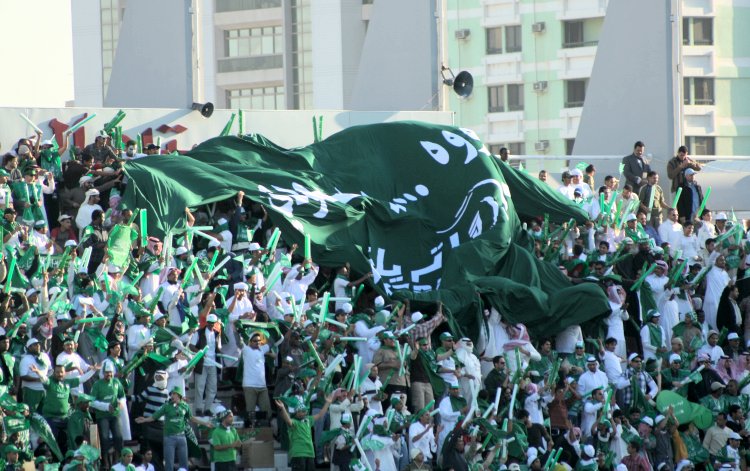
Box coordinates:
[122,121,609,340]
[108,224,137,268]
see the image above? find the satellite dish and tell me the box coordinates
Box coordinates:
[440,66,474,98]
[191,102,215,118]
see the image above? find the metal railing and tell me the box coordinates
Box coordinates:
[562,40,599,48]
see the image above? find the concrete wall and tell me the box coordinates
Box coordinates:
[104,0,193,108]
[574,0,675,163]
[71,0,104,107]
[311,0,367,110]
[349,0,439,111]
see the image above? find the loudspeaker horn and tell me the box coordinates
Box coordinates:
[440,66,474,98]
[191,102,215,118]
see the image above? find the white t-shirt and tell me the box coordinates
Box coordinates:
[241,343,270,388]
[20,353,51,391]
[190,328,219,363]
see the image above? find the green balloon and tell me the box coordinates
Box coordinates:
[656,390,693,424]
[691,405,714,430]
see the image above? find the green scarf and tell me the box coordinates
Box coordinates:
[647,323,662,348]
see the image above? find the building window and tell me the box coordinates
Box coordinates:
[563,19,599,48]
[225,26,283,58]
[488,85,505,112]
[486,25,521,54]
[505,25,522,53]
[489,143,525,155]
[684,77,714,105]
[507,84,524,111]
[685,136,715,155]
[565,79,587,108]
[290,0,313,109]
[563,21,583,47]
[486,27,503,54]
[216,0,282,12]
[683,17,713,46]
[226,86,286,110]
[488,84,524,113]
[508,142,525,155]
[565,139,576,156]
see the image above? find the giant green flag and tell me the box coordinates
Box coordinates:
[122,121,608,339]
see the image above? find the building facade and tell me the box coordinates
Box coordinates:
[71,0,438,112]
[445,0,750,156]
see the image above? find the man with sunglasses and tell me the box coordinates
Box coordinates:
[484,355,508,400]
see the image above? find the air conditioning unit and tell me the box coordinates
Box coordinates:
[534,140,550,152]
[532,22,546,33]
[533,81,548,92]
[454,29,471,40]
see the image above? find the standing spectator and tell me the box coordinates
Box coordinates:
[659,209,683,254]
[135,387,214,471]
[675,168,704,224]
[409,408,439,463]
[584,164,596,191]
[666,146,702,193]
[19,338,51,412]
[638,171,668,227]
[622,141,651,193]
[190,312,221,416]
[372,331,407,401]
[621,440,651,471]
[210,410,242,471]
[75,189,102,236]
[83,135,118,164]
[241,332,273,425]
[91,362,126,469]
[274,395,333,471]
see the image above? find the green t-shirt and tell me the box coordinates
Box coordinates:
[41,377,81,418]
[210,426,240,463]
[288,417,315,458]
[151,401,192,436]
[90,378,126,419]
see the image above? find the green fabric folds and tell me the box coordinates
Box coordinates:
[122,121,610,340]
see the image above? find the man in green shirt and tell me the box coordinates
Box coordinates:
[35,358,97,445]
[210,410,241,471]
[90,363,126,469]
[275,394,334,471]
[135,387,213,471]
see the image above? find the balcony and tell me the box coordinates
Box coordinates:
[683,108,715,135]
[682,0,714,17]
[559,107,583,139]
[483,53,523,84]
[682,47,714,77]
[557,46,597,80]
[486,110,524,143]
[216,0,282,13]
[217,55,283,73]
[480,0,520,26]
[559,0,607,20]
